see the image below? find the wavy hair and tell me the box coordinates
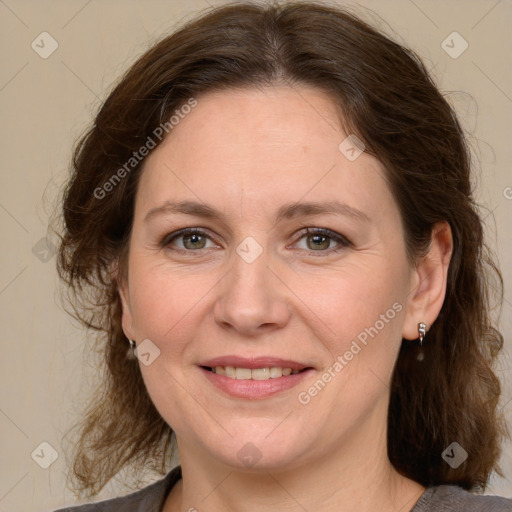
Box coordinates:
[55,0,508,497]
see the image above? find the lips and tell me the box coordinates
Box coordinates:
[199,356,311,372]
[198,356,315,399]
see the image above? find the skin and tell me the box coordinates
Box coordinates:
[118,85,453,512]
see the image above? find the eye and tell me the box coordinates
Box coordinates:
[162,228,218,251]
[292,227,352,254]
[161,227,351,255]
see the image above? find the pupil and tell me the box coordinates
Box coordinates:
[184,233,205,249]
[308,235,329,250]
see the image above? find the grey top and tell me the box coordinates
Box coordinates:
[54,465,512,511]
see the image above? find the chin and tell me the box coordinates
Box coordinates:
[201,425,314,472]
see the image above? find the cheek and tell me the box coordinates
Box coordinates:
[294,268,406,430]
[125,259,215,429]
[127,256,217,344]
[297,259,405,347]
[293,266,407,411]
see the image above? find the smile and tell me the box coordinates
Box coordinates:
[204,366,302,380]
[199,365,314,399]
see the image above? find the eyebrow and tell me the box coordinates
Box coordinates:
[143,199,370,225]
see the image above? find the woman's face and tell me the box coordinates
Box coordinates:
[119,85,419,471]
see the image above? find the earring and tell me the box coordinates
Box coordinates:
[126,338,137,360]
[418,322,427,346]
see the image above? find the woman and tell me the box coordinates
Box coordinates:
[54,1,511,511]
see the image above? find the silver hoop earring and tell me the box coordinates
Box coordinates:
[418,322,427,347]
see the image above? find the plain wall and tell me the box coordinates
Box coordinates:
[0,1,511,511]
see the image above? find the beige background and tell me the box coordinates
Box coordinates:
[0,0,511,511]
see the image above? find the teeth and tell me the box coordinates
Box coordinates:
[251,367,270,380]
[235,367,252,380]
[224,366,236,378]
[269,367,282,378]
[209,366,302,380]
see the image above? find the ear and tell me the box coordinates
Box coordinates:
[111,259,137,342]
[402,221,453,341]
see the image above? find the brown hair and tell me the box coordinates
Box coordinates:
[55,0,508,498]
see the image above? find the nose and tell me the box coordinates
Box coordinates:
[213,245,291,337]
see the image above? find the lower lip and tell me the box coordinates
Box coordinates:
[199,367,314,399]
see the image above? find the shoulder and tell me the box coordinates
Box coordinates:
[412,484,512,512]
[53,466,182,512]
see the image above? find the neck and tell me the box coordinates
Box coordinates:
[164,415,426,512]
[174,458,423,512]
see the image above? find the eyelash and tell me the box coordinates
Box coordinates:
[160,227,352,256]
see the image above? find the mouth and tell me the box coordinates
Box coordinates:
[198,358,315,399]
[201,365,309,380]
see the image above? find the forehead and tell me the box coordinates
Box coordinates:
[135,85,394,222]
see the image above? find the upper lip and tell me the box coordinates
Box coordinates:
[199,356,312,371]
